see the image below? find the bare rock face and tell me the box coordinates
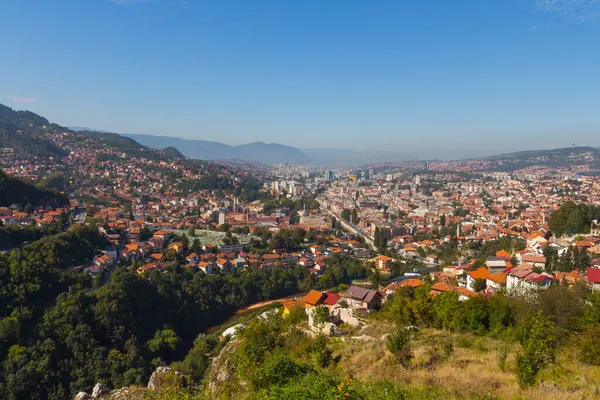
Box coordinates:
[147,366,187,391]
[147,366,172,390]
[74,392,91,400]
[208,340,244,394]
[91,382,108,398]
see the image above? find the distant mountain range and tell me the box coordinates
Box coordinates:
[123,134,309,165]
[4,104,600,168]
[124,134,424,166]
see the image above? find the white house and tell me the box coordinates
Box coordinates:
[507,267,554,292]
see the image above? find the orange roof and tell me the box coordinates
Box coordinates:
[400,278,424,288]
[304,290,325,306]
[376,255,393,262]
[430,282,452,292]
[488,272,508,285]
[455,287,477,298]
[495,250,511,259]
[468,267,491,280]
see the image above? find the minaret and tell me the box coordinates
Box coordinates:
[456,222,460,237]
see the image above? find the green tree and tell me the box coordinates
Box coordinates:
[147,327,180,360]
[386,328,413,368]
[351,208,358,225]
[516,312,557,388]
[473,278,487,293]
[341,209,351,222]
[313,335,332,368]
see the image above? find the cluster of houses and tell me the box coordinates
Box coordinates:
[0,206,68,228]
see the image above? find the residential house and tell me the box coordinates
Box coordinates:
[232,257,248,270]
[343,285,382,310]
[586,268,600,291]
[304,290,326,308]
[375,255,393,271]
[507,267,554,291]
[455,287,477,301]
[485,256,509,274]
[467,267,491,292]
[186,252,199,264]
[521,254,547,269]
[429,282,452,297]
[137,263,160,275]
[198,261,213,274]
[168,241,185,254]
[486,272,508,293]
[322,292,341,309]
[555,270,583,286]
[216,258,231,271]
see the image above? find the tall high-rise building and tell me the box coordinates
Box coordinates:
[364,169,370,180]
[328,170,334,180]
[425,160,430,172]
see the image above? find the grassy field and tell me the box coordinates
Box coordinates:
[329,322,600,399]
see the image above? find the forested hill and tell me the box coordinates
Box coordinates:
[0,169,69,208]
[476,146,600,172]
[0,103,172,160]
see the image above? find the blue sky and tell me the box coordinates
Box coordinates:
[1,0,599,158]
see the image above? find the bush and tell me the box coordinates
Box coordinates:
[386,328,413,368]
[515,312,557,388]
[577,325,600,365]
[249,352,313,390]
[313,335,332,368]
[497,345,509,372]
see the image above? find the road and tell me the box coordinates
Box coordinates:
[320,207,374,247]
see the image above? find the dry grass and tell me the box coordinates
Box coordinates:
[331,321,600,399]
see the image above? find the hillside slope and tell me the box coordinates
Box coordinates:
[0,169,69,208]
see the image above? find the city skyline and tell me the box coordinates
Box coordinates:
[2,0,600,157]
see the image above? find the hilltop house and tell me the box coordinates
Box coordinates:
[507,267,554,291]
[343,285,382,311]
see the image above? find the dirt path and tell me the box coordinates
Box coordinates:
[235,292,306,315]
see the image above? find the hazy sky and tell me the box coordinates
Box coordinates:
[1,0,599,157]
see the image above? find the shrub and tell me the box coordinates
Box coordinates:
[515,312,557,388]
[386,328,413,368]
[313,335,333,369]
[577,325,600,365]
[249,352,313,390]
[497,345,508,372]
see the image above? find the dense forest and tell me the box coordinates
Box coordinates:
[0,222,367,399]
[548,201,600,237]
[0,219,67,250]
[0,169,69,209]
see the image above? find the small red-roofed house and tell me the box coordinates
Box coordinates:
[586,268,600,291]
[323,292,341,308]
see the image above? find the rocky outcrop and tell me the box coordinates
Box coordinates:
[306,307,342,336]
[207,340,243,394]
[73,364,190,399]
[148,366,172,390]
[92,383,108,398]
[147,366,187,392]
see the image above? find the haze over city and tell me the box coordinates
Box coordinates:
[2,0,600,159]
